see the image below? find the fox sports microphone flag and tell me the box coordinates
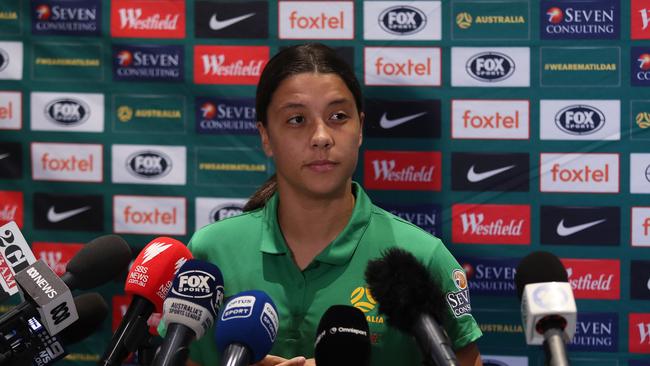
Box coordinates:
[153,259,224,366]
[215,290,279,365]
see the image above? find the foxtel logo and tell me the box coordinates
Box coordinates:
[451,99,529,139]
[110,0,185,38]
[278,1,354,39]
[632,207,650,247]
[364,47,441,86]
[113,195,186,235]
[540,153,619,193]
[363,151,441,191]
[452,204,530,245]
[561,258,620,300]
[31,142,103,183]
[194,45,269,85]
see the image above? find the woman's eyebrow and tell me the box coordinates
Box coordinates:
[328,98,353,107]
[278,102,305,110]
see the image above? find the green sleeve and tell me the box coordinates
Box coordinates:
[427,241,483,350]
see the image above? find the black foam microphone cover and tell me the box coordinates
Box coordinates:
[514,251,568,299]
[60,293,109,344]
[315,305,370,366]
[64,235,132,290]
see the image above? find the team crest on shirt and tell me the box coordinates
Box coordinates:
[350,286,385,344]
[446,269,472,318]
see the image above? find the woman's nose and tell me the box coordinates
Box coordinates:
[311,120,334,149]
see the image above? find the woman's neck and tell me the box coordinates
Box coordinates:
[276,181,355,270]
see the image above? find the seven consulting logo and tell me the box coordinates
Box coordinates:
[632,47,650,86]
[193,45,269,85]
[363,150,441,191]
[363,1,441,40]
[459,256,518,296]
[33,192,103,231]
[540,206,620,246]
[568,312,618,353]
[31,0,101,36]
[541,0,619,40]
[195,97,257,135]
[195,1,268,39]
[451,204,531,245]
[113,44,184,82]
[363,99,441,139]
[378,202,441,236]
[110,0,185,39]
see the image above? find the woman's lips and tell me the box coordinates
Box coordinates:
[306,160,338,172]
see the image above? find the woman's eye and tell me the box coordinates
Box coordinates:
[287,115,305,125]
[331,112,349,122]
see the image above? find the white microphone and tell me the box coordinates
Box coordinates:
[515,251,577,366]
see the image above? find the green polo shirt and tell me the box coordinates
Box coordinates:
[186,182,482,365]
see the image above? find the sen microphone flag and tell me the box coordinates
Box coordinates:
[125,237,192,312]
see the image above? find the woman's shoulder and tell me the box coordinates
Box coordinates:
[189,208,264,252]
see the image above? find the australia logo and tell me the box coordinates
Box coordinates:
[350,286,384,324]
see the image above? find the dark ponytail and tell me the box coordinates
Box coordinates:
[244,43,363,211]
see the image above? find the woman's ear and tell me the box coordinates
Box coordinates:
[257,122,274,157]
[358,112,364,147]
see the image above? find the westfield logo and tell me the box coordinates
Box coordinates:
[561,258,619,299]
[364,151,441,191]
[201,54,264,77]
[452,204,530,245]
[371,160,435,182]
[194,46,269,85]
[118,8,179,30]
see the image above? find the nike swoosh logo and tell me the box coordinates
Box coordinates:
[0,153,9,160]
[466,165,515,183]
[379,112,427,129]
[209,12,255,30]
[556,219,606,237]
[47,206,91,223]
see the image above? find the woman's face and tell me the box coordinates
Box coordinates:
[259,72,363,199]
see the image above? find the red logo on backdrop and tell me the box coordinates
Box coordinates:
[193,45,269,85]
[451,204,530,245]
[110,0,186,39]
[0,191,23,228]
[630,313,650,353]
[632,0,650,39]
[112,294,131,332]
[363,151,441,191]
[560,258,620,300]
[32,242,84,276]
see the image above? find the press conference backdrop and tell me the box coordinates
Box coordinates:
[0,0,649,365]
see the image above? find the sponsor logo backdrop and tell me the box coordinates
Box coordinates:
[0,0,646,364]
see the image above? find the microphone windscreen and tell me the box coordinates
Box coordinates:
[215,290,279,363]
[125,237,193,312]
[314,305,370,366]
[163,259,225,338]
[65,235,132,289]
[60,292,109,344]
[364,248,446,333]
[515,251,568,299]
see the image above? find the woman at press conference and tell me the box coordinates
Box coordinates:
[183,43,483,366]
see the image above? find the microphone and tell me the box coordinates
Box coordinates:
[29,292,109,366]
[152,259,225,366]
[0,221,37,300]
[515,251,577,366]
[0,235,132,331]
[314,305,370,366]
[100,237,192,366]
[0,292,108,365]
[215,290,279,366]
[365,248,458,366]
